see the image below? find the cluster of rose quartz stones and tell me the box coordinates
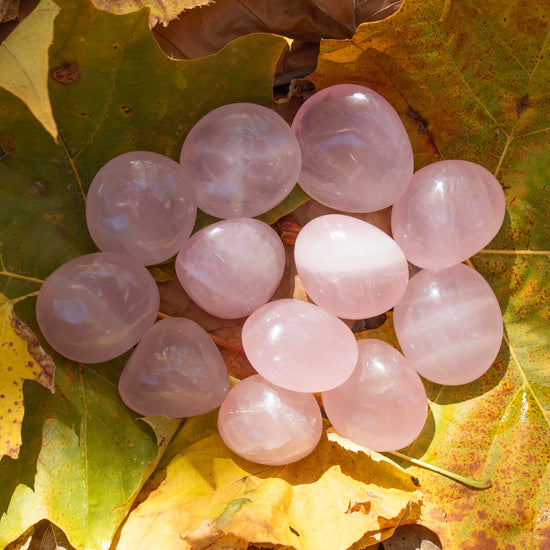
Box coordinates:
[36,84,505,466]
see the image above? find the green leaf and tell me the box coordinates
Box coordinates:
[0,356,179,550]
[0,0,60,140]
[312,0,550,546]
[0,0,290,547]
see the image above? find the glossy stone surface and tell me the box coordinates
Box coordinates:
[242,299,359,392]
[118,317,229,417]
[86,151,196,266]
[217,374,323,465]
[180,103,301,218]
[322,339,427,452]
[291,84,413,213]
[393,263,503,385]
[176,218,285,319]
[391,159,506,270]
[36,253,160,364]
[294,214,409,319]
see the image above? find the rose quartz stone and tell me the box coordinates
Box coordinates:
[175,218,285,319]
[322,339,427,452]
[86,151,196,266]
[391,160,506,270]
[242,299,359,392]
[180,103,301,218]
[393,263,503,385]
[217,374,323,465]
[294,214,409,319]
[291,84,413,212]
[118,317,229,417]
[36,252,160,364]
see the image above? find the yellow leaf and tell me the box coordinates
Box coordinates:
[0,0,60,141]
[91,0,214,27]
[0,292,55,459]
[114,413,422,550]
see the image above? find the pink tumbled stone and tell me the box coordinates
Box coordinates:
[242,299,359,392]
[322,339,427,452]
[291,84,413,213]
[86,151,196,266]
[391,159,506,270]
[36,252,160,364]
[118,317,229,417]
[294,214,409,319]
[175,218,285,319]
[180,103,301,218]
[393,263,503,385]
[217,374,323,465]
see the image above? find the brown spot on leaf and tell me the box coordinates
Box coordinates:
[51,62,80,84]
[516,94,529,115]
[406,106,441,157]
[406,105,429,136]
[345,500,371,514]
[289,526,300,536]
[30,180,49,196]
[11,315,55,392]
[121,106,132,114]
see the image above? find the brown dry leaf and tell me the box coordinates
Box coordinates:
[0,0,19,22]
[91,0,213,27]
[114,413,422,550]
[0,292,54,459]
[154,0,401,62]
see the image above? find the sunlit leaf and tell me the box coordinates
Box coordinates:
[0,292,54,459]
[0,0,60,140]
[114,413,422,550]
[312,0,550,546]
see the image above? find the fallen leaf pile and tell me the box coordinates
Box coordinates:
[0,0,548,548]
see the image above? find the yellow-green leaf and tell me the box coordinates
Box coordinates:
[312,0,550,547]
[0,292,54,460]
[0,0,59,141]
[114,413,422,550]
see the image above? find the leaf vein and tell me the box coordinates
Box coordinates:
[503,331,550,428]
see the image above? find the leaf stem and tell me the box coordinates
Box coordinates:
[0,270,45,284]
[387,450,492,489]
[10,290,40,304]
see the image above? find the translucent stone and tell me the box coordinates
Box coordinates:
[391,160,506,270]
[86,151,197,266]
[294,214,409,319]
[36,252,160,364]
[322,339,427,452]
[180,103,301,218]
[242,299,359,392]
[217,374,323,465]
[118,317,229,417]
[175,218,285,319]
[291,84,414,213]
[393,263,503,385]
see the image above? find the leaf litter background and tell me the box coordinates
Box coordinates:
[0,0,549,549]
